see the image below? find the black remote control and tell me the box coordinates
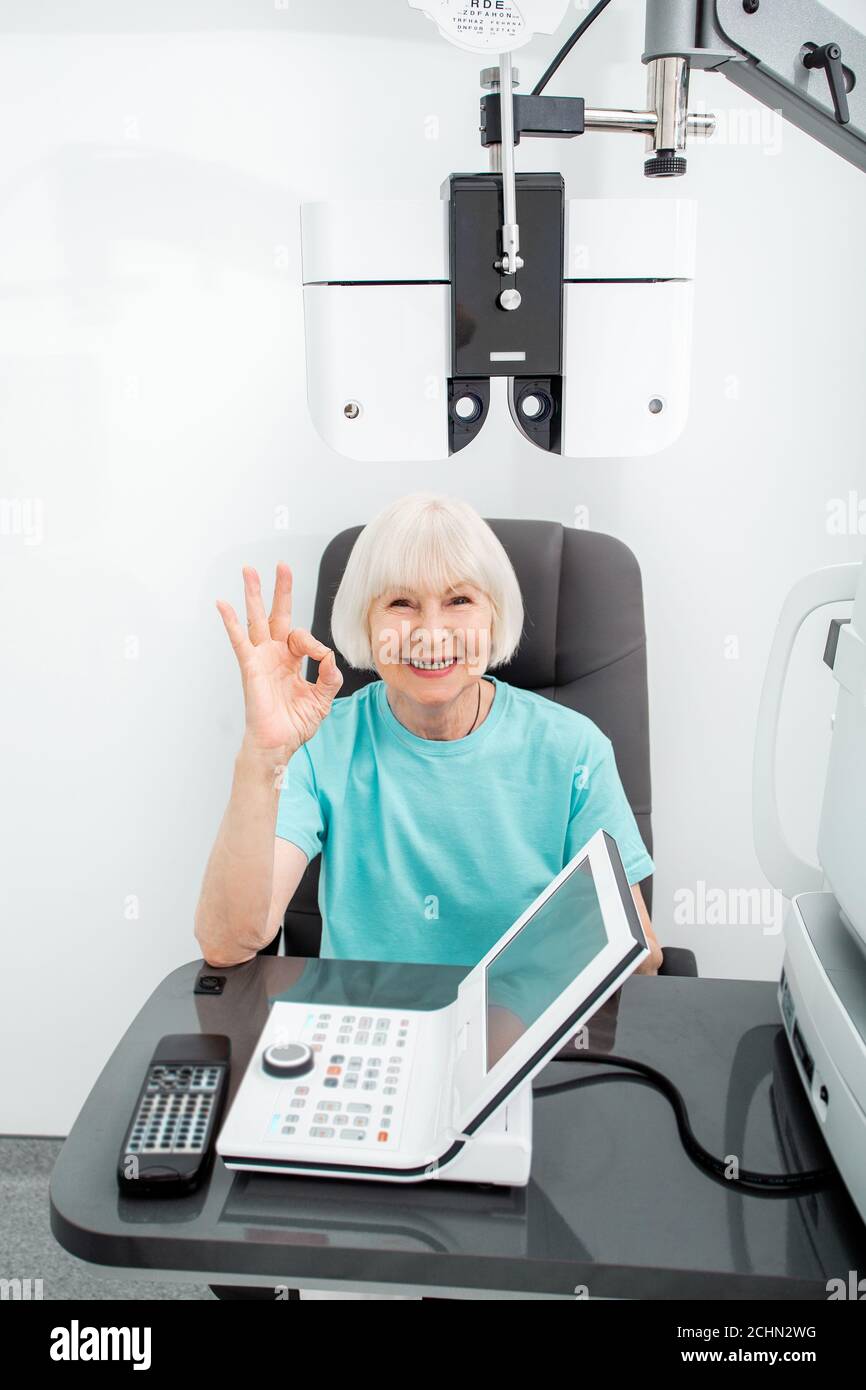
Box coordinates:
[117,1034,231,1197]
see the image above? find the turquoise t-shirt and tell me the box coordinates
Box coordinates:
[275,674,653,967]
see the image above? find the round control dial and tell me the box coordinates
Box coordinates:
[262,1042,314,1078]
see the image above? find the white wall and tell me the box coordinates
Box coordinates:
[3,0,865,1134]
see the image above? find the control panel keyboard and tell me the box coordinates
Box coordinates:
[262,1007,416,1151]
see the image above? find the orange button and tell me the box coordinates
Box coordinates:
[327,1065,341,1076]
[377,1130,389,1142]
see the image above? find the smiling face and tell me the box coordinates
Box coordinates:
[368,580,494,708]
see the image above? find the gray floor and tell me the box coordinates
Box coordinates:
[0,1136,215,1300]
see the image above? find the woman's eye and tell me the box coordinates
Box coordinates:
[449,596,471,606]
[389,598,411,607]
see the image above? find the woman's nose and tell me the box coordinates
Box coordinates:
[411,613,451,646]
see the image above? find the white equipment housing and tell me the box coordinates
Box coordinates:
[753,561,866,1224]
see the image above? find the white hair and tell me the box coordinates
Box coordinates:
[330,493,524,671]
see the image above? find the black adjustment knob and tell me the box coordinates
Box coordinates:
[262,1042,314,1077]
[644,150,687,178]
[802,42,851,125]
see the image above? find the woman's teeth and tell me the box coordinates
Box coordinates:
[409,658,457,670]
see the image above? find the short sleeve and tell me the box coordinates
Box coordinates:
[565,732,654,885]
[275,745,325,862]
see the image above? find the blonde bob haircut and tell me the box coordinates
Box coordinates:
[330,493,524,672]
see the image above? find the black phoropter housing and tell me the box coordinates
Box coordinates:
[447,171,564,455]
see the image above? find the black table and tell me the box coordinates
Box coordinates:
[50,956,866,1299]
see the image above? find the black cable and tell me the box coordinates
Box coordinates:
[531,0,615,96]
[534,1051,835,1196]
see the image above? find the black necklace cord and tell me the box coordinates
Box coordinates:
[534,1051,835,1196]
[465,679,482,736]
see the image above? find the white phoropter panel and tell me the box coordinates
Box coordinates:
[560,199,696,458]
[216,829,648,1186]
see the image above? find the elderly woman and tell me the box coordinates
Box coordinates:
[194,493,663,974]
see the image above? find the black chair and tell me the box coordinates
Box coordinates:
[270,519,696,977]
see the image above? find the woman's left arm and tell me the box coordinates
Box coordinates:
[631,885,664,975]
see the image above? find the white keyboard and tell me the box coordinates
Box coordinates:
[261,1006,416,1152]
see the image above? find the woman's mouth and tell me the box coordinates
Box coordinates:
[406,657,459,678]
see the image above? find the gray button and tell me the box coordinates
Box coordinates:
[372,1033,388,1046]
[353,1116,369,1127]
[340,1129,365,1141]
[310,1126,335,1138]
[362,1081,377,1091]
[383,1086,396,1095]
[376,1019,390,1029]
[355,1032,369,1045]
[347,1103,372,1113]
[358,1016,373,1028]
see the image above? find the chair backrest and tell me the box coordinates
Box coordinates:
[278,519,653,956]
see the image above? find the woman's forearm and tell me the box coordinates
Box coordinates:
[194,736,290,965]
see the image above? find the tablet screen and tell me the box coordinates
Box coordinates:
[485,855,609,1071]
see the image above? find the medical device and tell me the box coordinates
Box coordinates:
[753,561,866,1226]
[301,0,866,461]
[216,829,648,1185]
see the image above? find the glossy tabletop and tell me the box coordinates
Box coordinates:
[49,955,866,1299]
